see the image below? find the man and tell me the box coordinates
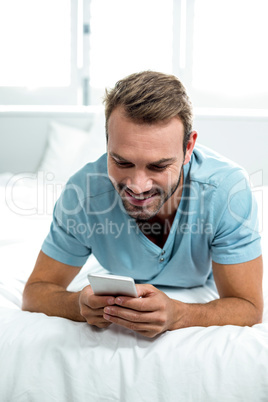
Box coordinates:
[22,71,263,338]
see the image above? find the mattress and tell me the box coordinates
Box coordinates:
[0,173,268,402]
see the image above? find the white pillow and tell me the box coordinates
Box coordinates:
[38,114,106,182]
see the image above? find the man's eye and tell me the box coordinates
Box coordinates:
[114,160,133,168]
[150,165,168,171]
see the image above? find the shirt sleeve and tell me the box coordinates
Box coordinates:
[210,169,262,264]
[41,180,92,267]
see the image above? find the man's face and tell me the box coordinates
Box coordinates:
[107,107,191,221]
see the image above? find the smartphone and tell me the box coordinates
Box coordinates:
[87,273,138,297]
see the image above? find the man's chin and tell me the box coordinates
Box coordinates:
[128,212,154,222]
[122,202,161,221]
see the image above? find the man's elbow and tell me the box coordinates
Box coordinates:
[21,285,31,312]
[21,283,37,312]
[253,309,263,325]
[237,297,263,326]
[249,302,263,326]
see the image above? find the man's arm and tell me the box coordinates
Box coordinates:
[179,255,263,328]
[22,251,115,327]
[22,251,84,320]
[102,256,263,337]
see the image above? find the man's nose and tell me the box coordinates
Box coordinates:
[126,169,153,194]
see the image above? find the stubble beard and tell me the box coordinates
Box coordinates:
[117,165,184,222]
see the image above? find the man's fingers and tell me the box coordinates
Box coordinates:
[114,284,160,311]
[136,284,156,298]
[104,306,154,323]
[103,313,160,337]
[82,285,115,309]
[89,295,115,309]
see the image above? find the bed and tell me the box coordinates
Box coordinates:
[0,109,268,401]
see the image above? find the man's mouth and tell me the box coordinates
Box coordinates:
[124,189,158,206]
[127,192,154,200]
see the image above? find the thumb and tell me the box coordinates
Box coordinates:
[136,284,156,298]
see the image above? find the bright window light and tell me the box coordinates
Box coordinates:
[89,0,173,102]
[0,0,71,88]
[192,0,268,97]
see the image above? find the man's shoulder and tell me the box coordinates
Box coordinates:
[189,143,248,189]
[66,153,115,201]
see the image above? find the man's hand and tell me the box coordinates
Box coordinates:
[99,256,263,337]
[79,285,116,328]
[102,284,185,338]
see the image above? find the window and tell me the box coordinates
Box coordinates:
[0,0,79,105]
[174,0,268,111]
[89,0,174,104]
[0,0,174,106]
[1,0,267,110]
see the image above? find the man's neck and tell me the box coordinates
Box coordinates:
[137,170,184,248]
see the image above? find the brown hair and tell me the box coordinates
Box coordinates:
[103,71,193,153]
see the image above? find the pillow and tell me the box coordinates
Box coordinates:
[38,113,106,182]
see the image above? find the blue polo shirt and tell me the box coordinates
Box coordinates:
[42,144,262,288]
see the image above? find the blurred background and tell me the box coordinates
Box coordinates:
[0,0,267,184]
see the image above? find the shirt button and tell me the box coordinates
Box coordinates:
[160,257,164,262]
[161,250,165,255]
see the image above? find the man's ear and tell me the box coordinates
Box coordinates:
[184,131,198,165]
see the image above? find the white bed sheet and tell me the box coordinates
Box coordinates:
[0,174,268,402]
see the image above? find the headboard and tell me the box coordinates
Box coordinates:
[194,111,268,187]
[0,106,106,174]
[0,106,267,185]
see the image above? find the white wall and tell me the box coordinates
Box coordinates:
[0,107,104,174]
[193,113,268,186]
[1,108,268,185]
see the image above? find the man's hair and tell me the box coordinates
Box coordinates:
[103,70,193,153]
